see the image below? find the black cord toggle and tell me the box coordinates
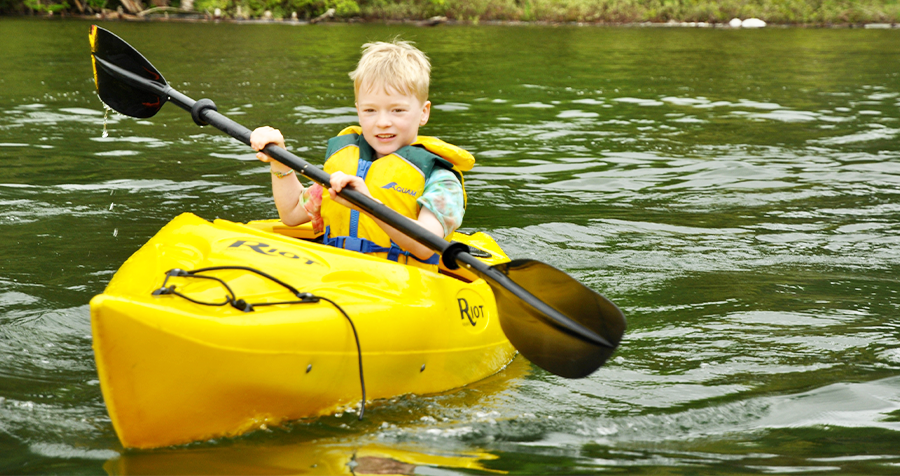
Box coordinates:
[151,285,175,296]
[296,292,319,303]
[231,299,253,312]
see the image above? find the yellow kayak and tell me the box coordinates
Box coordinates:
[90,212,517,449]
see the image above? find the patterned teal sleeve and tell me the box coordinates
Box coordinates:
[418,168,465,239]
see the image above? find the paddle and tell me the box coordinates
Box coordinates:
[88,25,626,379]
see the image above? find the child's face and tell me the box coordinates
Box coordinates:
[356,83,431,159]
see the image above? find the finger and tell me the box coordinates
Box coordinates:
[329,173,345,191]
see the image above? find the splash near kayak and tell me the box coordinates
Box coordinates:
[90,213,516,449]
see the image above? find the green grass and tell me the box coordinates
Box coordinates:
[3,0,900,24]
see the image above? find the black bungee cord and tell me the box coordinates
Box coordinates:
[152,266,367,420]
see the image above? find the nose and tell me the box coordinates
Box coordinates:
[375,111,392,128]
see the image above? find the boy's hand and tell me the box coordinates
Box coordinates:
[250,126,286,163]
[328,171,377,210]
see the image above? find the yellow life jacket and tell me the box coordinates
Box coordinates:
[320,126,474,273]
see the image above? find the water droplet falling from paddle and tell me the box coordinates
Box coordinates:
[101,105,110,138]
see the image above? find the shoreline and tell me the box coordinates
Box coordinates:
[5,11,899,29]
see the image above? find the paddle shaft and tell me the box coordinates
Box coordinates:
[177,99,455,248]
[176,95,600,341]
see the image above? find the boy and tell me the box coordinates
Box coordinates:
[250,39,474,272]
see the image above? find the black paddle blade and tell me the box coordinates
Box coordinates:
[489,260,625,378]
[89,25,167,118]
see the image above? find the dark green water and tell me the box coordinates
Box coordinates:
[2,17,900,474]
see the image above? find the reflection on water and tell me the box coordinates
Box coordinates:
[107,441,502,475]
[1,18,900,474]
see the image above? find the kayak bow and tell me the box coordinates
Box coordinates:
[91,213,518,448]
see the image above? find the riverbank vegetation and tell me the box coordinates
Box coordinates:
[3,0,899,25]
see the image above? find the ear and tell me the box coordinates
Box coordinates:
[420,100,431,126]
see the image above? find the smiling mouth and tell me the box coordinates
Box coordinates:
[375,134,396,139]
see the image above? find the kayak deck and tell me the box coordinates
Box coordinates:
[90,213,517,448]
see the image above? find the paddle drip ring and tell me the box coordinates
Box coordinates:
[151,266,368,420]
[191,98,217,127]
[441,241,471,270]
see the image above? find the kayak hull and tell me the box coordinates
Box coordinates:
[90,213,516,449]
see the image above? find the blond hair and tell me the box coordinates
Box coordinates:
[349,39,431,103]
